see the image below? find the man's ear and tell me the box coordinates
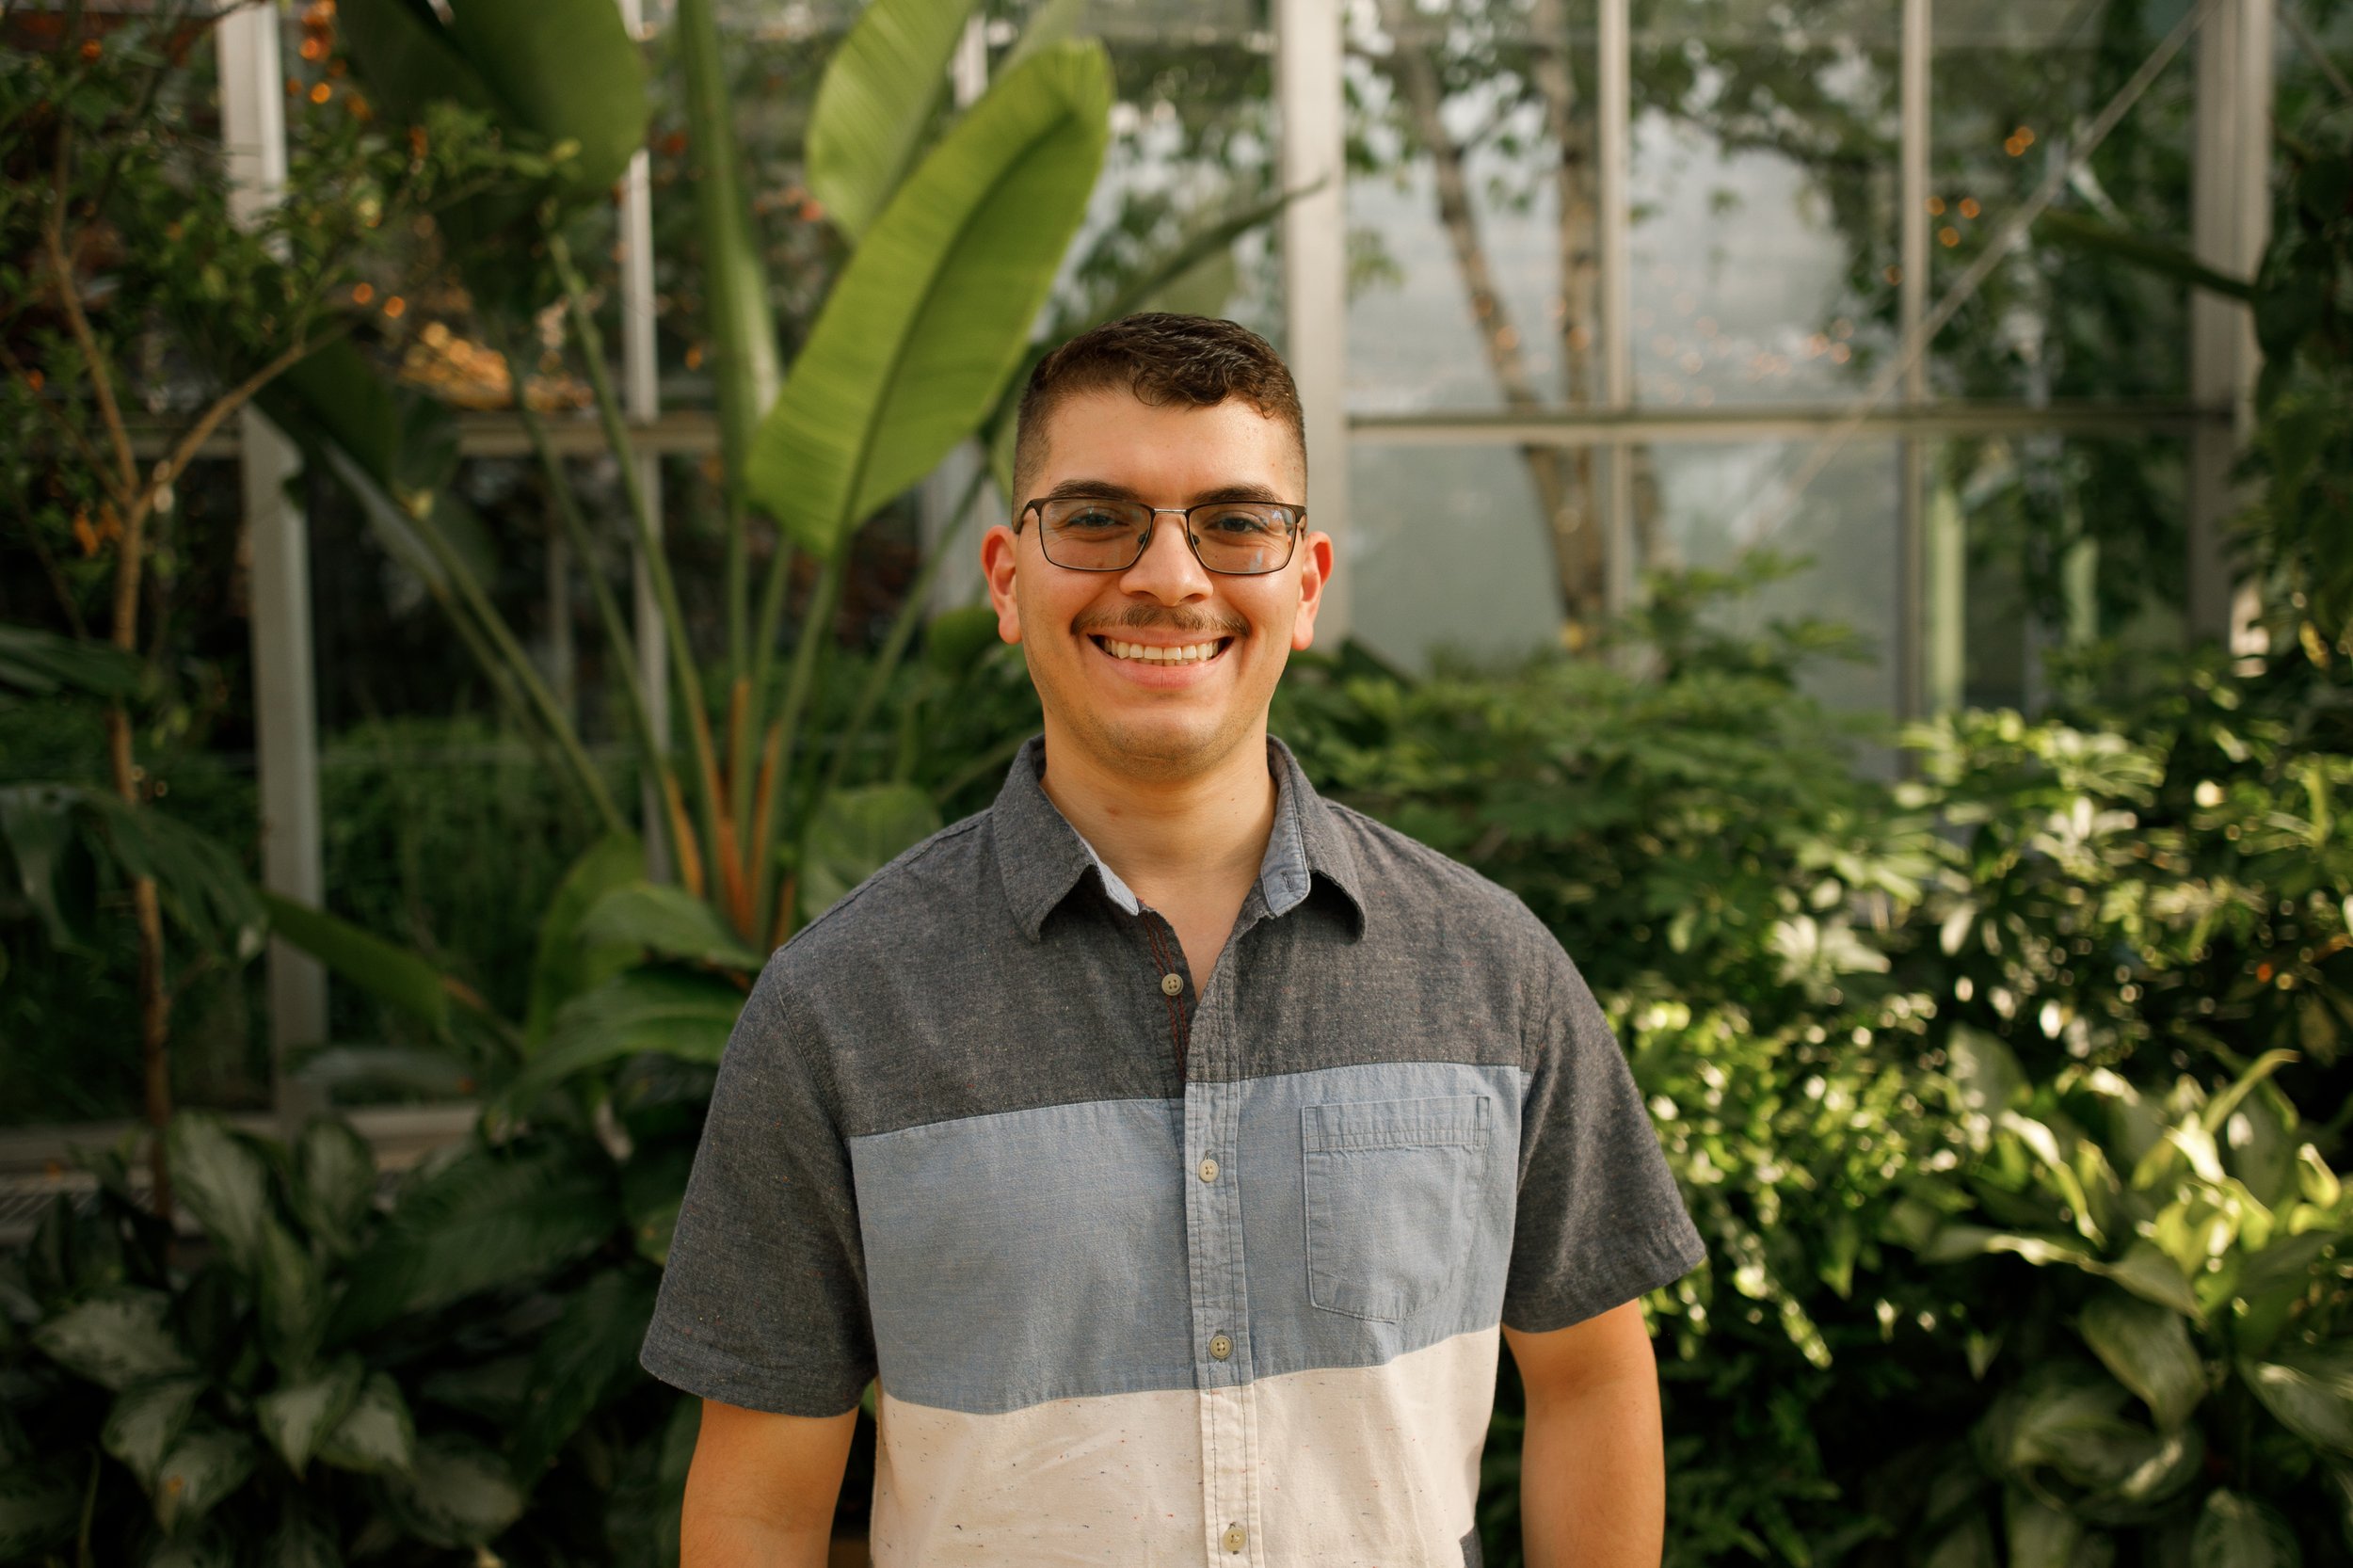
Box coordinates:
[1289,530,1336,652]
[981,523,1023,645]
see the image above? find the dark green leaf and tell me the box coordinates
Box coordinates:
[524,834,645,1054]
[577,881,765,973]
[442,0,649,196]
[255,1356,366,1479]
[104,1375,204,1488]
[316,1372,416,1476]
[924,604,1004,677]
[291,1119,378,1257]
[34,1290,196,1390]
[0,624,144,699]
[800,783,941,919]
[2191,1490,2301,1568]
[332,1145,616,1338]
[165,1113,272,1277]
[262,892,449,1031]
[379,1434,524,1548]
[0,1463,80,1559]
[513,1268,658,1475]
[621,1142,693,1267]
[2244,1346,2353,1452]
[2079,1289,2205,1431]
[152,1427,255,1535]
[505,971,745,1109]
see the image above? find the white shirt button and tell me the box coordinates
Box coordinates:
[1160,972,1184,997]
[1197,1157,1219,1183]
[1209,1333,1232,1361]
[1224,1524,1248,1553]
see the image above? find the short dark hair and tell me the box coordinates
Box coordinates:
[1012,312,1306,502]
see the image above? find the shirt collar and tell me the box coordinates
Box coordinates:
[992,733,1367,942]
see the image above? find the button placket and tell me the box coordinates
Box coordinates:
[1182,945,1260,1567]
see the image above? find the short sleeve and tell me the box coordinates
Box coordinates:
[1502,940,1705,1333]
[639,955,875,1416]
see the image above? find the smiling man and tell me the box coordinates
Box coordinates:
[640,313,1705,1567]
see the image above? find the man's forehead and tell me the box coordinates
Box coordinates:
[1032,386,1306,494]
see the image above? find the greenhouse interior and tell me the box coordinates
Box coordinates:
[4,0,2353,1561]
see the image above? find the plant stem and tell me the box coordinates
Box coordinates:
[548,230,733,912]
[499,340,694,881]
[748,553,844,939]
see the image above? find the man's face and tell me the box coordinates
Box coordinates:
[981,388,1333,782]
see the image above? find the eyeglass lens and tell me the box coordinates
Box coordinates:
[1031,498,1300,575]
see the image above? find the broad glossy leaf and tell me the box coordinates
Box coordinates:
[924,604,1003,677]
[443,0,648,197]
[1921,1224,2096,1269]
[2235,1230,2341,1353]
[381,1435,525,1548]
[2080,1289,2205,1431]
[164,1113,273,1276]
[2101,1241,2204,1320]
[87,795,265,960]
[152,1427,255,1535]
[678,0,781,490]
[513,1268,659,1475]
[292,1119,379,1257]
[104,1375,204,1487]
[335,0,498,127]
[264,1504,343,1568]
[316,1372,416,1475]
[2008,1489,2099,1568]
[525,833,646,1054]
[746,41,1112,559]
[2244,1346,2353,1452]
[2223,1082,2301,1211]
[261,339,460,505]
[257,1219,327,1374]
[578,882,765,973]
[263,891,449,1030]
[255,1356,366,1479]
[332,1146,616,1338]
[0,783,87,947]
[808,0,983,240]
[0,1463,79,1559]
[800,783,943,919]
[2191,1490,2301,1568]
[35,1290,195,1390]
[505,971,745,1110]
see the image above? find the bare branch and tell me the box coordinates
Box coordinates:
[43,121,139,504]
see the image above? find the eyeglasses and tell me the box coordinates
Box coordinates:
[1017,495,1306,576]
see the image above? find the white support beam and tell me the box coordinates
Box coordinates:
[218,4,327,1127]
[617,0,668,879]
[2188,0,2272,647]
[1897,0,1934,720]
[1279,0,1351,640]
[1598,0,1634,618]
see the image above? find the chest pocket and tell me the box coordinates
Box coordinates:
[1301,1095,1491,1322]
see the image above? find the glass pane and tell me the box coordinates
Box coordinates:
[1630,0,1900,408]
[1639,438,1901,720]
[1344,0,1605,414]
[1344,442,1567,670]
[1929,0,2196,399]
[1931,432,2188,712]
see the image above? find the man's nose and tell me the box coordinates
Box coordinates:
[1117,511,1213,603]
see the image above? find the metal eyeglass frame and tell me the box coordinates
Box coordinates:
[1016,496,1308,576]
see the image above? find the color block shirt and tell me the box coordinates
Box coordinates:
[640,734,1705,1566]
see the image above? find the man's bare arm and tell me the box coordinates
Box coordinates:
[1503,1301,1667,1568]
[680,1398,857,1567]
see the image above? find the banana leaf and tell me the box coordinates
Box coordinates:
[807,0,985,241]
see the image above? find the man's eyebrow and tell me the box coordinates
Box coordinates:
[1041,478,1289,504]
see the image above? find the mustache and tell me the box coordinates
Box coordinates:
[1077,605,1249,638]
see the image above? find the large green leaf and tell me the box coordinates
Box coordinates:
[264,1504,343,1568]
[315,1371,416,1476]
[807,0,984,241]
[331,1145,616,1339]
[35,1290,195,1390]
[443,0,649,198]
[2007,1489,2103,1568]
[260,339,460,507]
[0,624,144,699]
[677,0,781,497]
[505,970,746,1109]
[256,1220,328,1375]
[0,783,91,947]
[87,795,265,960]
[746,40,1112,559]
[290,1118,379,1259]
[335,0,498,126]
[800,783,942,919]
[380,1435,525,1548]
[578,882,766,973]
[524,833,646,1053]
[2190,1490,2301,1568]
[255,1356,367,1480]
[513,1268,659,1475]
[2244,1346,2353,1452]
[103,1375,205,1488]
[151,1427,255,1535]
[2079,1288,2205,1431]
[166,1112,272,1277]
[262,891,449,1030]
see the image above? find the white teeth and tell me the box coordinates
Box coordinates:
[1103,638,1222,664]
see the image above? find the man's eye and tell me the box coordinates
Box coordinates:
[1061,507,1128,531]
[1202,509,1277,536]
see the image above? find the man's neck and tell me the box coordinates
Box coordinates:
[1036,721,1277,924]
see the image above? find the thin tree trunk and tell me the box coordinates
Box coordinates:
[1379,0,1609,634]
